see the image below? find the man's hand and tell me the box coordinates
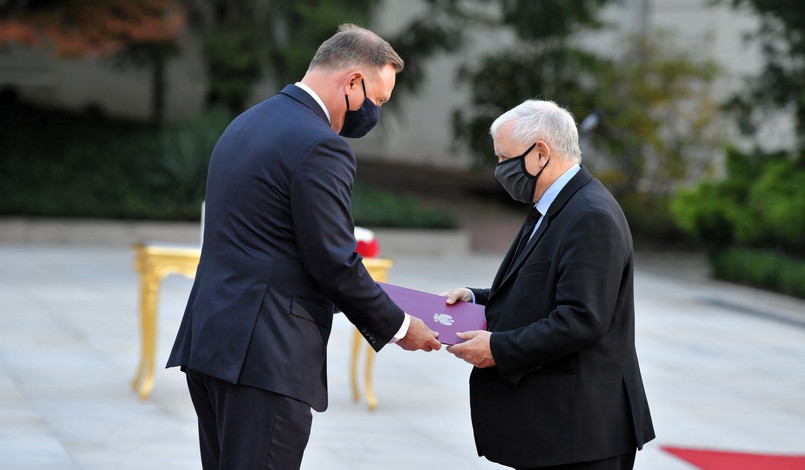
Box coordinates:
[440,287,472,305]
[446,330,495,368]
[396,316,441,351]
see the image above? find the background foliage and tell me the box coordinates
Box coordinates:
[0,98,212,220]
[719,0,805,145]
[711,247,805,299]
[2,0,805,294]
[0,0,466,227]
[671,148,805,255]
[0,97,453,227]
[668,0,805,297]
[0,0,186,125]
[452,8,721,195]
[184,0,469,113]
[671,148,805,297]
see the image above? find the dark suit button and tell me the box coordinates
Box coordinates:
[371,339,376,344]
[361,327,367,333]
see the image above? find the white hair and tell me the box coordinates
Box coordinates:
[489,100,582,163]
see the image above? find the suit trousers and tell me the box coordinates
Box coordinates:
[516,450,637,470]
[186,369,312,470]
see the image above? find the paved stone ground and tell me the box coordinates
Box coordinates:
[1,245,804,469]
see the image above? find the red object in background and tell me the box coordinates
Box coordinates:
[354,226,379,257]
[662,446,805,469]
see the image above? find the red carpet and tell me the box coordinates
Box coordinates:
[662,446,805,469]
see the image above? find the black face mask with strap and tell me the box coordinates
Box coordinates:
[494,143,550,203]
[339,79,381,138]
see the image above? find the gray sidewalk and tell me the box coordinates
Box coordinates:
[1,245,804,469]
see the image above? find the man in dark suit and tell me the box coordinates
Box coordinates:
[167,24,441,470]
[443,100,655,469]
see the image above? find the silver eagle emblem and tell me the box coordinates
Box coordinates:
[433,313,454,326]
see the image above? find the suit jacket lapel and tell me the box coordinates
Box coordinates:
[491,230,522,290]
[494,166,594,293]
[279,84,330,125]
[497,217,552,288]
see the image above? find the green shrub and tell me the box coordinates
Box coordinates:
[617,192,692,248]
[670,147,805,295]
[671,181,742,246]
[712,247,805,299]
[0,100,160,218]
[670,147,805,254]
[0,101,457,228]
[747,158,805,250]
[146,107,232,211]
[352,185,458,229]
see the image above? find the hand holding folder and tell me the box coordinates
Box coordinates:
[438,287,496,368]
[378,282,487,346]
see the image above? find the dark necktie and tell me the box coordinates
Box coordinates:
[515,206,541,258]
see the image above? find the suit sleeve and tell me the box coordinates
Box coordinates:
[470,288,492,305]
[290,136,404,351]
[490,209,627,385]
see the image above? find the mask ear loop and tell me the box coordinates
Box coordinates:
[516,143,538,180]
[519,143,550,202]
[517,142,537,159]
[529,154,550,199]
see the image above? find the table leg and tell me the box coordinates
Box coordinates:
[132,269,161,400]
[350,328,379,411]
[351,329,362,403]
[365,347,378,411]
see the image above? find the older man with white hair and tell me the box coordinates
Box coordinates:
[444,100,655,469]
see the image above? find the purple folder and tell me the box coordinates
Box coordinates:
[378,282,487,345]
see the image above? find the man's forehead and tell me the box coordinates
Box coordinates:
[497,120,517,137]
[494,121,517,146]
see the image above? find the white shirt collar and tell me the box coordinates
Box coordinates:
[535,164,581,216]
[294,81,331,124]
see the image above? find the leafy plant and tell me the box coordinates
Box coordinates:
[352,185,457,229]
[453,0,613,168]
[671,147,805,254]
[712,247,805,299]
[747,157,805,249]
[147,107,231,207]
[719,0,805,149]
[0,99,457,227]
[454,28,722,195]
[616,193,690,248]
[185,0,471,113]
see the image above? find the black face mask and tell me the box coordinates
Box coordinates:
[493,143,550,203]
[339,79,381,139]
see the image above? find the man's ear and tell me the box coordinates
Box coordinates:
[536,141,551,165]
[344,71,363,93]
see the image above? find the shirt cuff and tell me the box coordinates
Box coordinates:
[389,313,411,344]
[470,290,476,303]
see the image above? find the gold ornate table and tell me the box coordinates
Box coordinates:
[131,243,201,400]
[350,258,393,411]
[131,242,391,410]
